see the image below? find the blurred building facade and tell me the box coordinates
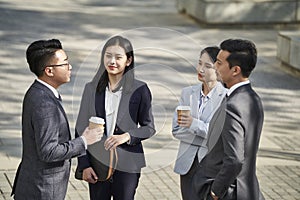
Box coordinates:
[176,0,300,73]
[176,0,299,24]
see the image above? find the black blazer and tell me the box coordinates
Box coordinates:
[193,84,265,200]
[76,79,155,173]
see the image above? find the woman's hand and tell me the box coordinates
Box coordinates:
[104,133,130,150]
[177,113,193,128]
[82,167,98,184]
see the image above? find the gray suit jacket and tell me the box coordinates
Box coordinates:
[12,80,86,200]
[193,84,265,200]
[172,82,227,175]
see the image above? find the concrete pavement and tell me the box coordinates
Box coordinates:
[0,0,299,199]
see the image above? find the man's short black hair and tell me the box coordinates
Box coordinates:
[26,39,62,77]
[220,39,257,78]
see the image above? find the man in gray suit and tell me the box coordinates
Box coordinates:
[193,39,265,200]
[11,39,103,200]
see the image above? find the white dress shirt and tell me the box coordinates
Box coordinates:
[37,79,60,98]
[227,80,250,96]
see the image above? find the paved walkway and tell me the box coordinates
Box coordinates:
[0,0,299,199]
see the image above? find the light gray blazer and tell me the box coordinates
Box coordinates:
[172,82,227,175]
[12,80,86,200]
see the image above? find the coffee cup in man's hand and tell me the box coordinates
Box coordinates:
[89,116,105,129]
[82,117,105,145]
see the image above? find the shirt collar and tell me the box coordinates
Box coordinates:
[36,79,60,99]
[201,82,220,99]
[106,85,123,94]
[227,80,250,96]
[107,82,123,93]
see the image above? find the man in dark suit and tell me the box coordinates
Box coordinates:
[193,39,265,200]
[11,39,103,200]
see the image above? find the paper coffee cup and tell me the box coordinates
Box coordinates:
[89,116,105,129]
[177,106,191,120]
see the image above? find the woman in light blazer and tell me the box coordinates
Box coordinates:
[172,46,227,200]
[75,36,155,200]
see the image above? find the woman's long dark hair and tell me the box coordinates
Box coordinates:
[96,36,135,93]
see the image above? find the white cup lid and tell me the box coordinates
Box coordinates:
[89,116,105,124]
[177,105,191,110]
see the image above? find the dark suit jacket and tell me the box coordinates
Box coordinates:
[12,80,86,200]
[76,79,155,173]
[193,84,265,200]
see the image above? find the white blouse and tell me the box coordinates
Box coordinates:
[105,86,122,137]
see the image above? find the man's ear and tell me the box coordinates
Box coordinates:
[232,65,241,76]
[44,67,54,77]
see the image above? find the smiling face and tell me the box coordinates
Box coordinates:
[104,45,132,77]
[197,52,218,84]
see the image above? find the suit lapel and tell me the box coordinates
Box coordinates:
[95,88,131,134]
[190,85,201,118]
[34,81,67,116]
[206,96,227,153]
[201,84,219,121]
[56,98,69,123]
[33,80,71,138]
[95,90,106,118]
[116,90,131,125]
[206,84,251,153]
[203,83,226,118]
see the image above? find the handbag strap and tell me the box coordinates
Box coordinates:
[106,148,118,180]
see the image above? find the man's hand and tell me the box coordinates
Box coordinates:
[104,133,130,150]
[82,127,103,145]
[177,113,193,128]
[210,191,219,200]
[82,167,98,184]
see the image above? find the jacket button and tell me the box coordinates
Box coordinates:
[115,128,119,131]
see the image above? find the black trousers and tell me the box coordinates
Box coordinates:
[89,170,140,200]
[180,156,201,200]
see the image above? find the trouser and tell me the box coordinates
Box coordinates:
[180,156,201,200]
[89,170,140,200]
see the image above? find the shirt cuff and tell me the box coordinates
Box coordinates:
[80,136,87,149]
[126,133,131,145]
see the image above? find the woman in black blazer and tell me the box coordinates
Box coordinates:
[75,36,156,200]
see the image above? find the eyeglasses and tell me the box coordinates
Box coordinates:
[47,63,71,70]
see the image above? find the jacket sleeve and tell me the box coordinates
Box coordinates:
[32,95,85,163]
[75,83,96,170]
[172,88,209,146]
[127,84,156,145]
